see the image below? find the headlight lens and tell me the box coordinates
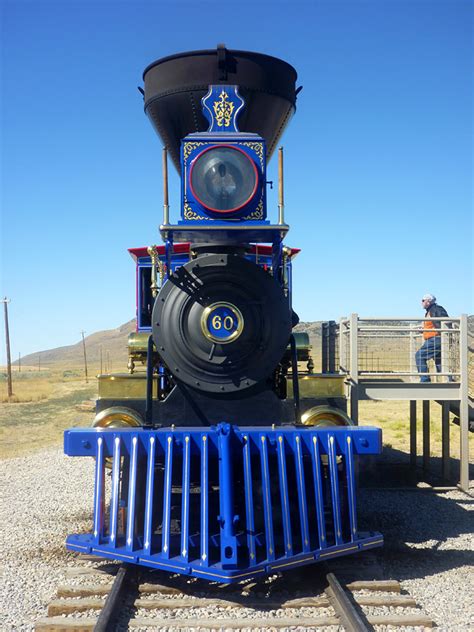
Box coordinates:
[190,146,258,213]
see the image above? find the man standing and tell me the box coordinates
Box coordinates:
[415,294,449,382]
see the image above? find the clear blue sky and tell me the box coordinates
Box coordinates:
[1,0,472,361]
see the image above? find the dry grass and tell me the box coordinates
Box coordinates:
[1,376,53,403]
[0,367,85,403]
[359,399,474,461]
[0,370,97,459]
[1,368,472,469]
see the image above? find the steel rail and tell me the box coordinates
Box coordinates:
[325,572,372,632]
[94,563,137,632]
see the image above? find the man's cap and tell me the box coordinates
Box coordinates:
[422,293,436,302]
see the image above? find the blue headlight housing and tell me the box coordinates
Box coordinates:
[190,145,259,216]
[182,139,266,222]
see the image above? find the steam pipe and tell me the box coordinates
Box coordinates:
[278,146,284,224]
[162,146,169,225]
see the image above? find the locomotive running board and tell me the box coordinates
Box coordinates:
[64,424,383,583]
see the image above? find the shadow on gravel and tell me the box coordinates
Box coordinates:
[360,445,474,489]
[359,445,473,581]
[133,563,330,604]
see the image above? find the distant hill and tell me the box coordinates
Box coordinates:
[16,319,325,373]
[17,320,136,371]
[15,315,473,375]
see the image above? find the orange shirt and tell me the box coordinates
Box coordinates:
[423,319,439,339]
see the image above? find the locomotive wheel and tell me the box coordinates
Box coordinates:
[152,253,292,394]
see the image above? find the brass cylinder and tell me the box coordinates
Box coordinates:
[162,146,170,225]
[278,146,284,224]
[147,245,159,298]
[301,405,353,427]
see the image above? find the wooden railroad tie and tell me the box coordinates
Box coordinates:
[36,567,434,631]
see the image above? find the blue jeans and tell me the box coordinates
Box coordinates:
[415,336,441,382]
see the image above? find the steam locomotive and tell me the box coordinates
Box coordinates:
[64,46,383,582]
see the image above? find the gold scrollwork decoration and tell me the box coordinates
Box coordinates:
[242,198,264,221]
[183,142,204,162]
[240,142,264,168]
[183,203,211,221]
[213,90,235,128]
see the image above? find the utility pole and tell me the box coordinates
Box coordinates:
[2,298,13,398]
[100,344,103,374]
[18,352,21,372]
[81,330,89,383]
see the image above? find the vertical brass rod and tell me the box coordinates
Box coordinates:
[162,146,169,225]
[147,246,159,298]
[278,146,284,225]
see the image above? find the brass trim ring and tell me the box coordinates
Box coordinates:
[200,302,244,345]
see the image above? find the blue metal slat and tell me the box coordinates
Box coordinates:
[310,435,327,549]
[277,435,293,557]
[162,435,174,558]
[92,437,105,545]
[143,435,156,555]
[126,436,139,551]
[345,435,358,540]
[242,434,257,566]
[200,434,209,565]
[327,434,343,546]
[64,425,384,581]
[109,436,122,547]
[181,435,191,560]
[259,434,275,561]
[217,425,238,567]
[294,435,310,552]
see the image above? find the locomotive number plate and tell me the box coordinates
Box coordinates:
[201,302,244,344]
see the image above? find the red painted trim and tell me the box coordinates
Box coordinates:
[135,263,139,331]
[128,243,191,260]
[128,243,301,260]
[188,145,259,215]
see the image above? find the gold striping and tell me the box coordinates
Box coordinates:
[92,549,135,560]
[192,567,265,580]
[142,559,186,571]
[319,545,359,558]
[271,556,314,570]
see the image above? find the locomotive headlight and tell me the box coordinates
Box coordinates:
[190,145,258,214]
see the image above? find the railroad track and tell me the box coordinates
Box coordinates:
[35,555,434,631]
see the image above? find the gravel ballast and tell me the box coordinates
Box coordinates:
[0,446,472,631]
